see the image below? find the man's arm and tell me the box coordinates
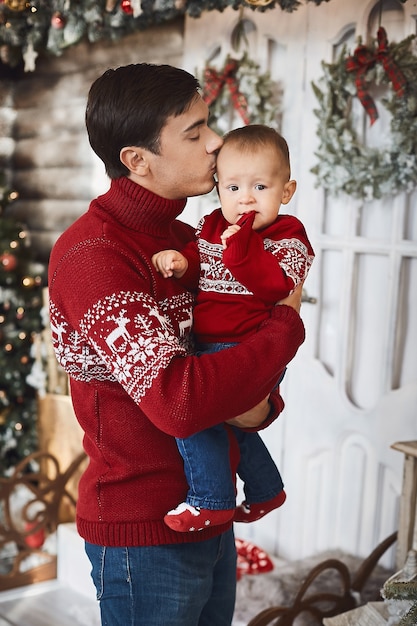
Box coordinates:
[226,282,303,429]
[50,241,305,439]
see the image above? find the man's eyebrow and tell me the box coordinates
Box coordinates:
[183,118,206,133]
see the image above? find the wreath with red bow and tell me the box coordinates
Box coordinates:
[200,53,282,135]
[311,28,417,200]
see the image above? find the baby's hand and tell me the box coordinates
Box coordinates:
[152,250,188,279]
[221,224,241,250]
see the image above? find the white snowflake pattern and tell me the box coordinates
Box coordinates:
[50,291,193,400]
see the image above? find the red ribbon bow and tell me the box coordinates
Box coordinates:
[235,538,274,580]
[202,59,250,125]
[345,27,407,125]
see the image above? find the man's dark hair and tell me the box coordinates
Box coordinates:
[85,63,201,179]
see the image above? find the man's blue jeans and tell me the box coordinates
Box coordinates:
[85,528,237,625]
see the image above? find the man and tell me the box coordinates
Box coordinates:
[48,63,305,626]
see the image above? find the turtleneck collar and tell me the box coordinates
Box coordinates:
[93,176,187,237]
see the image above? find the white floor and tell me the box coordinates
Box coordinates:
[0,581,100,626]
[0,524,100,626]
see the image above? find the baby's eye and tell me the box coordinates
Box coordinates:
[228,185,239,192]
[255,184,266,191]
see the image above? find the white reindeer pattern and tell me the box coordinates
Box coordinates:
[105,310,131,352]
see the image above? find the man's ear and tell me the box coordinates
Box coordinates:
[281,179,297,205]
[120,146,149,177]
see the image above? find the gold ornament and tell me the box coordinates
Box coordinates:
[5,0,28,11]
[0,45,9,65]
[244,0,274,6]
[22,276,35,288]
[0,407,10,426]
[105,0,118,11]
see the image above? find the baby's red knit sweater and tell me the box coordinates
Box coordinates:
[181,209,315,343]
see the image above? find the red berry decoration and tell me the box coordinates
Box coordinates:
[24,521,45,549]
[0,253,17,271]
[121,0,133,14]
[51,12,65,29]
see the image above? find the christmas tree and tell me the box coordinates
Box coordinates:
[0,173,46,476]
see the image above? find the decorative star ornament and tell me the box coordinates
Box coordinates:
[131,0,142,17]
[23,41,38,72]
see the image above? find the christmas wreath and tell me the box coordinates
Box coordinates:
[311,27,417,200]
[200,52,282,135]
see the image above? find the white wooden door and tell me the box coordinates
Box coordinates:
[183,0,417,569]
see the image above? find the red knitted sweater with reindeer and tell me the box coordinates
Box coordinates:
[48,176,305,548]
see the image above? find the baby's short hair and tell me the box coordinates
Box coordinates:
[222,125,291,179]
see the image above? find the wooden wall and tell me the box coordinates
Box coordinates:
[0,18,184,264]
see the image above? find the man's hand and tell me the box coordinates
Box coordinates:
[226,395,271,429]
[152,250,188,278]
[278,281,303,315]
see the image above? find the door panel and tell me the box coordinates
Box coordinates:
[183,0,417,569]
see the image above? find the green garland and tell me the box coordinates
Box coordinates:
[311,32,417,200]
[200,52,282,135]
[0,0,335,71]
[185,0,330,17]
[383,579,417,626]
